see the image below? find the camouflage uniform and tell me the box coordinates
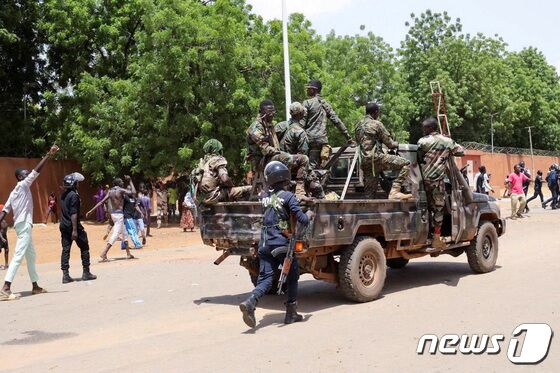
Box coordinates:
[417,132,465,229]
[193,141,251,205]
[246,116,309,194]
[276,119,309,155]
[355,114,410,198]
[303,95,351,168]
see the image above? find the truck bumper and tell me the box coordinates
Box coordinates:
[498,218,506,236]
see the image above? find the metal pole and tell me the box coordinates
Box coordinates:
[490,116,494,154]
[282,0,291,121]
[527,126,534,173]
[489,112,497,155]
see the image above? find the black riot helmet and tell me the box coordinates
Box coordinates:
[63,172,85,189]
[264,161,291,189]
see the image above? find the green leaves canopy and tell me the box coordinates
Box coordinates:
[2,3,559,182]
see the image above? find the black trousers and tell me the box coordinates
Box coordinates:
[60,224,91,271]
[526,189,544,204]
[543,188,559,208]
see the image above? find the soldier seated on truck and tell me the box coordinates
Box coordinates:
[355,102,412,200]
[192,139,252,205]
[417,118,465,248]
[246,99,311,197]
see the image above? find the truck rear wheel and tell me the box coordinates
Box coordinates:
[466,222,499,273]
[387,258,409,269]
[339,236,386,302]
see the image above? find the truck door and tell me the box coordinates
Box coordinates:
[448,159,473,243]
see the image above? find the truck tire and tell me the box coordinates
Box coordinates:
[386,258,409,269]
[339,236,387,302]
[466,222,499,273]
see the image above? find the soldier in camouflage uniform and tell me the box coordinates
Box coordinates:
[417,118,465,248]
[355,102,412,200]
[246,100,309,196]
[275,102,309,155]
[303,80,355,169]
[192,139,251,205]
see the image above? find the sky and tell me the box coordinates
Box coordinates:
[246,0,560,72]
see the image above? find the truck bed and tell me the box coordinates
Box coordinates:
[200,199,423,252]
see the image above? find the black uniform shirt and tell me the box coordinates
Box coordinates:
[60,189,80,230]
[124,195,141,219]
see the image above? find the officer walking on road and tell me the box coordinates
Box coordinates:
[239,161,312,328]
[417,118,465,248]
[355,102,412,200]
[60,172,97,283]
[303,80,355,168]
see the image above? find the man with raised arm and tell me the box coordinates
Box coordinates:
[86,176,135,262]
[0,144,59,301]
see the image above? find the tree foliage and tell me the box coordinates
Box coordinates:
[1,2,559,182]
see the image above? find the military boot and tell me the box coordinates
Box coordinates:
[239,294,258,328]
[284,301,304,324]
[388,184,413,200]
[62,270,74,284]
[82,267,97,281]
[431,234,446,249]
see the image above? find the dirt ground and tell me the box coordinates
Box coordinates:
[0,199,558,372]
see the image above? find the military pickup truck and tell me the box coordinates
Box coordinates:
[200,145,506,302]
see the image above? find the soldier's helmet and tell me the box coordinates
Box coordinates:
[289,102,305,117]
[203,139,223,155]
[305,79,322,92]
[63,172,85,189]
[264,161,291,188]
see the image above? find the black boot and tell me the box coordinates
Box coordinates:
[62,270,74,284]
[82,267,97,281]
[239,294,258,328]
[284,301,304,324]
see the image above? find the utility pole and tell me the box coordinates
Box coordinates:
[281,0,291,121]
[526,126,534,174]
[489,113,497,154]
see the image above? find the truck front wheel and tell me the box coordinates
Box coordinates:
[466,222,499,273]
[339,236,387,302]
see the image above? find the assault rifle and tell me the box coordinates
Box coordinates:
[272,214,305,295]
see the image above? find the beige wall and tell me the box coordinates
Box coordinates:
[457,151,560,196]
[0,158,98,225]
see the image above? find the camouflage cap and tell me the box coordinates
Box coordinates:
[289,102,305,117]
[203,139,223,155]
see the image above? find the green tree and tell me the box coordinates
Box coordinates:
[0,0,48,156]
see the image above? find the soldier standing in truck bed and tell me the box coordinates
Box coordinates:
[275,102,309,156]
[246,99,309,196]
[355,102,412,200]
[192,139,251,205]
[417,118,465,249]
[303,80,355,169]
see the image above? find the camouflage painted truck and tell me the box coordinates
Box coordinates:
[199,145,506,302]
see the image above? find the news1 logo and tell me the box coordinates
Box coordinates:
[417,323,553,364]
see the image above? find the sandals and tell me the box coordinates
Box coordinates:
[31,288,48,295]
[0,290,19,301]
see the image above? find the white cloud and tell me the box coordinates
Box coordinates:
[246,0,359,21]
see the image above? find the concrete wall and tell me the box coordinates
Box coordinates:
[456,151,560,196]
[0,158,98,225]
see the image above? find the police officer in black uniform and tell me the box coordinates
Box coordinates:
[60,172,97,283]
[239,161,312,328]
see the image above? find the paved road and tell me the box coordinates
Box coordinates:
[1,205,558,372]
